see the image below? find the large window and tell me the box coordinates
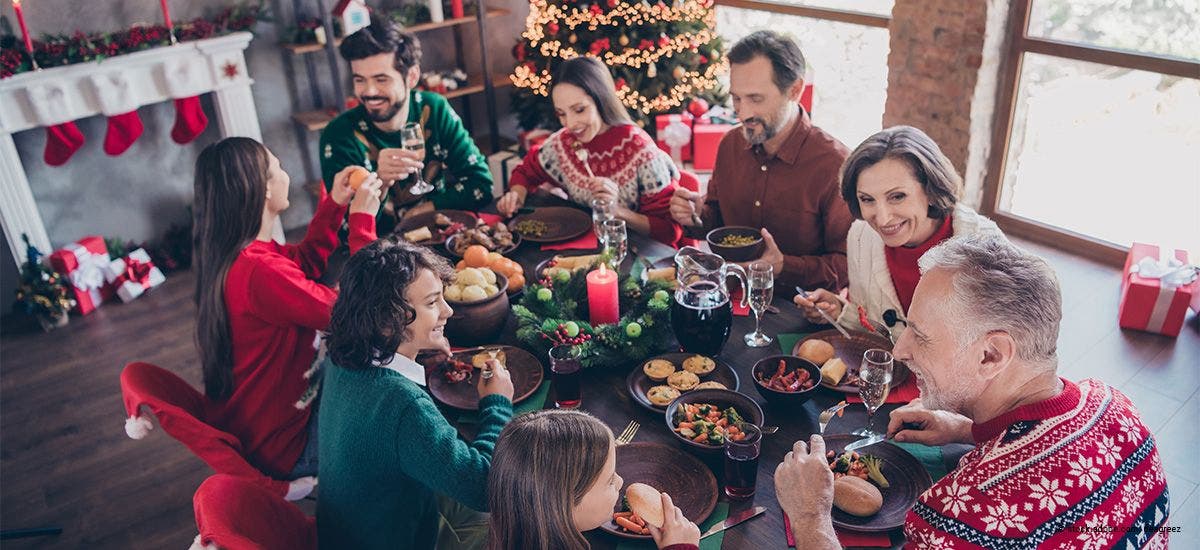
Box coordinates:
[984,0,1200,264]
[714,0,891,148]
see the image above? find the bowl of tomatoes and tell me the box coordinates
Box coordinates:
[664,389,764,456]
[752,355,821,407]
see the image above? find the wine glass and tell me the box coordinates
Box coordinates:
[599,218,627,268]
[743,262,774,347]
[401,122,434,195]
[590,197,615,241]
[854,348,893,437]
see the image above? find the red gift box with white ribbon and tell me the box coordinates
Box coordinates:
[103,248,167,303]
[1117,243,1198,337]
[47,235,114,315]
[655,113,694,164]
[691,122,735,172]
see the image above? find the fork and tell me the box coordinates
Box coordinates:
[616,420,640,445]
[818,401,851,435]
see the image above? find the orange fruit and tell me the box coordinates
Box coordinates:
[455,260,466,271]
[463,245,490,268]
[487,252,503,266]
[506,273,525,293]
[347,166,370,190]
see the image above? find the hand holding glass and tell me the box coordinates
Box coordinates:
[743,262,774,347]
[854,349,893,437]
[401,122,434,195]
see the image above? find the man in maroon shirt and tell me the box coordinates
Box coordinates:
[670,31,852,291]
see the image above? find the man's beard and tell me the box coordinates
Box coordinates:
[741,117,776,146]
[361,94,405,123]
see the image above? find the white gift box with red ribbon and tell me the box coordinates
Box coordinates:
[1118,243,1198,337]
[103,248,167,303]
[47,235,114,315]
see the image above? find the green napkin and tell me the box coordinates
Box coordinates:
[615,502,730,550]
[776,332,813,357]
[457,381,551,423]
[891,441,948,482]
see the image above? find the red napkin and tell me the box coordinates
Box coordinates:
[728,288,750,317]
[476,212,503,225]
[541,231,599,251]
[783,512,891,548]
[846,373,920,404]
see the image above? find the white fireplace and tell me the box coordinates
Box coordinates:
[0,31,266,266]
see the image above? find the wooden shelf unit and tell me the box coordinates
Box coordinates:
[280,8,511,54]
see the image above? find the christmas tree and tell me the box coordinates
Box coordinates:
[510,0,727,131]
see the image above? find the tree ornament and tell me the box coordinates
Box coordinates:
[672,65,686,80]
[647,62,657,78]
[568,33,578,44]
[619,34,630,47]
[687,98,709,118]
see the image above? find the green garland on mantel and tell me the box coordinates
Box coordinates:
[513,259,674,369]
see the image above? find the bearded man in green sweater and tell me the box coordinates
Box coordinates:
[321,20,493,239]
[318,238,513,549]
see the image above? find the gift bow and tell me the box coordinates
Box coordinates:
[1131,252,1198,289]
[121,258,155,289]
[68,252,108,291]
[661,115,692,166]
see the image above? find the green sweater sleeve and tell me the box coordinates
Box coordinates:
[425,94,494,210]
[393,392,513,511]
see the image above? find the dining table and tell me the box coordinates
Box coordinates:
[432,195,971,550]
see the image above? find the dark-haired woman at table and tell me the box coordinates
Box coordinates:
[794,126,1004,339]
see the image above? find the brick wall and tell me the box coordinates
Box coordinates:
[884,0,1009,208]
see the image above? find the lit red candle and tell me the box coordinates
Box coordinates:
[159,0,172,30]
[586,263,619,325]
[12,0,33,55]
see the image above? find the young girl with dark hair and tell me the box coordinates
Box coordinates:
[192,136,381,482]
[488,410,701,550]
[317,237,514,550]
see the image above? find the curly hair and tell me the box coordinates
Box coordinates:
[326,237,452,370]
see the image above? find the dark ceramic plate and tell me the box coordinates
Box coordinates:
[793,329,910,393]
[394,209,476,246]
[598,442,718,540]
[626,353,740,412]
[424,346,543,410]
[510,206,593,243]
[444,231,521,258]
[821,434,932,533]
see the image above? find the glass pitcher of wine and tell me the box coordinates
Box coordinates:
[670,246,748,356]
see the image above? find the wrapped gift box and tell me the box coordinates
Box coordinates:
[48,235,113,315]
[518,128,552,155]
[487,147,522,199]
[104,248,167,303]
[691,122,736,172]
[655,113,693,163]
[1118,243,1197,337]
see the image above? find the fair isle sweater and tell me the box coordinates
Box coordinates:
[905,378,1170,549]
[317,360,513,550]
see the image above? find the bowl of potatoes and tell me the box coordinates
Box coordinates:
[444,267,510,345]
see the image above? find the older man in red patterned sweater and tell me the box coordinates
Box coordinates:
[775,233,1170,549]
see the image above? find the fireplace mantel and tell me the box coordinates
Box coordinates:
[0,32,264,265]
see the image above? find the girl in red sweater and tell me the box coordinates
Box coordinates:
[192,137,381,484]
[487,410,700,550]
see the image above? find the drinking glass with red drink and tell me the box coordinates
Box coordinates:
[549,345,582,409]
[724,422,761,499]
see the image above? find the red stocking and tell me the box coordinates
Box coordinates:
[104,110,144,156]
[170,96,209,144]
[44,122,86,166]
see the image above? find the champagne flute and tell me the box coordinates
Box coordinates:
[590,197,615,242]
[401,122,434,195]
[743,262,773,347]
[854,349,893,437]
[599,218,627,268]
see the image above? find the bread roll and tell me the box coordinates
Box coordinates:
[403,226,433,243]
[554,254,599,270]
[821,358,847,386]
[626,483,665,527]
[797,339,836,365]
[833,476,883,517]
[646,267,676,282]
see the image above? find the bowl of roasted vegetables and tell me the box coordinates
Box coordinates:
[664,389,764,455]
[751,355,820,407]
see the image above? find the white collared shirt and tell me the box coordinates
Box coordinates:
[380,352,426,386]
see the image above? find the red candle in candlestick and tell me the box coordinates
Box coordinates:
[450,0,464,19]
[159,0,173,30]
[12,0,33,55]
[586,263,619,325]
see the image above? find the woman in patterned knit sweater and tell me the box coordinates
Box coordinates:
[487,410,700,550]
[497,56,684,247]
[192,137,380,490]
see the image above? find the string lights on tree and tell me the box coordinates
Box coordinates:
[510,0,727,130]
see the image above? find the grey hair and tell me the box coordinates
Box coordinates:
[918,234,1062,367]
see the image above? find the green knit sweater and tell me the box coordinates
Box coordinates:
[317,359,513,549]
[320,91,493,236]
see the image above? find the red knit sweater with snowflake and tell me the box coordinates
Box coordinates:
[212,193,376,477]
[904,378,1170,549]
[509,124,683,246]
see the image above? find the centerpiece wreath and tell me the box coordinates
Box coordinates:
[513,257,674,368]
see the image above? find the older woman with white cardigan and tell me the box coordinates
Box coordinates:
[794,126,1004,340]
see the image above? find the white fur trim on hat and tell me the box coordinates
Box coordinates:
[124,414,154,440]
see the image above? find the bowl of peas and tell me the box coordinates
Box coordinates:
[705,226,765,262]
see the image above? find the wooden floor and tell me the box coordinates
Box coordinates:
[1,236,1197,548]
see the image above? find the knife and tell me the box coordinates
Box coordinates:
[700,506,767,539]
[843,433,886,452]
